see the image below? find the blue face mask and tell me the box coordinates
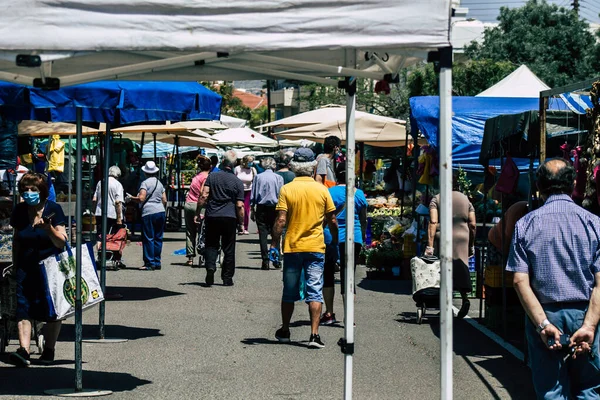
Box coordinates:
[22,190,40,206]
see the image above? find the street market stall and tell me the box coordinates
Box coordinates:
[0,1,454,398]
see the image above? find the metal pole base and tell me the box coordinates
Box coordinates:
[82,338,129,344]
[44,389,112,397]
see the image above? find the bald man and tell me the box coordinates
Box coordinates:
[507,158,600,398]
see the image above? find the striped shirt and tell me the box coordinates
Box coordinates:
[506,194,600,304]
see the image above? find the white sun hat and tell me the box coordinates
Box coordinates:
[141,161,159,174]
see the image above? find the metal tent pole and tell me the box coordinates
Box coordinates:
[438,47,453,400]
[153,132,157,162]
[46,109,112,397]
[340,76,356,400]
[68,135,72,241]
[83,126,127,344]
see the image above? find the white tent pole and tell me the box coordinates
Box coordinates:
[208,62,337,86]
[58,52,219,86]
[438,48,453,400]
[343,76,356,400]
[234,54,385,80]
[0,71,33,85]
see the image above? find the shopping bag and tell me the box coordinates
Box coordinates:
[410,256,441,295]
[40,242,104,320]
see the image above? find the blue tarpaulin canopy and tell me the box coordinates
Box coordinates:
[409,96,568,172]
[142,142,199,158]
[0,81,222,125]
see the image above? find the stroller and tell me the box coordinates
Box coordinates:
[0,264,44,354]
[98,224,128,270]
[410,255,441,324]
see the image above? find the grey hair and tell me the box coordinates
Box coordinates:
[261,157,276,170]
[290,160,317,177]
[108,165,121,178]
[221,149,238,170]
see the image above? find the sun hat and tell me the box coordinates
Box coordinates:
[141,161,159,174]
[293,147,315,162]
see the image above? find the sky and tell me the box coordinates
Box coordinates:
[460,0,600,24]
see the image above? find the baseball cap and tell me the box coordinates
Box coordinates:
[293,147,315,162]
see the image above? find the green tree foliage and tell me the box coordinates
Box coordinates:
[464,0,596,87]
[201,81,267,128]
[407,60,517,97]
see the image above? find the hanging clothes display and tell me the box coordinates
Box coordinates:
[572,146,586,202]
[417,145,435,185]
[0,116,18,170]
[47,134,65,173]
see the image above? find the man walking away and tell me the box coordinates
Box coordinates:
[198,150,244,286]
[315,136,341,187]
[275,151,296,184]
[250,157,284,270]
[507,158,600,399]
[271,148,338,349]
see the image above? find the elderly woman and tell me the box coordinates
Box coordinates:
[93,165,125,239]
[234,155,257,234]
[9,173,67,367]
[184,155,211,266]
[129,161,167,271]
[250,157,284,270]
[425,180,477,319]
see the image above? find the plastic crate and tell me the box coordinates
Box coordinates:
[485,304,525,332]
[453,271,477,298]
[484,264,514,288]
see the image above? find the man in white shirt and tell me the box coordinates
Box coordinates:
[93,165,125,237]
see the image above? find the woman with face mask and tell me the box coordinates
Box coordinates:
[9,172,67,367]
[234,155,257,235]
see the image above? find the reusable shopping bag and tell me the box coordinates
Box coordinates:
[40,242,104,320]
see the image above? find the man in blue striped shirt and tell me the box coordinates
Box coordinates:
[507,158,600,399]
[250,157,284,270]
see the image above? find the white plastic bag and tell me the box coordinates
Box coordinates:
[41,242,104,320]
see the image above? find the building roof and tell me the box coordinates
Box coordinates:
[234,89,267,110]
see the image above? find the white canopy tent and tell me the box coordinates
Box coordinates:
[211,127,279,148]
[0,2,454,399]
[476,65,549,98]
[219,115,248,129]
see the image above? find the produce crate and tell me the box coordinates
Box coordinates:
[483,285,521,307]
[402,237,416,259]
[485,303,525,333]
[453,271,477,299]
[484,264,514,288]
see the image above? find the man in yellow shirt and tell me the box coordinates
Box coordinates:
[271,148,338,349]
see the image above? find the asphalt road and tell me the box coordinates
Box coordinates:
[0,224,535,399]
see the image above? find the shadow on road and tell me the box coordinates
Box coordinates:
[236,238,260,245]
[0,366,151,396]
[427,319,535,399]
[357,276,412,295]
[241,337,309,349]
[105,286,185,301]
[58,324,163,342]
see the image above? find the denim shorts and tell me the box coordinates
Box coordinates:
[282,252,325,304]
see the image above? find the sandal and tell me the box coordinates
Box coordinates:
[138,266,154,271]
[186,259,194,266]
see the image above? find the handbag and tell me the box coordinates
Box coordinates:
[40,242,104,320]
[165,206,182,232]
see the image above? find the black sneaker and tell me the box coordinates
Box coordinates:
[456,299,470,319]
[9,347,30,367]
[275,328,291,343]
[261,262,270,270]
[308,334,325,349]
[223,279,234,287]
[38,348,55,365]
[205,269,215,286]
[272,261,281,269]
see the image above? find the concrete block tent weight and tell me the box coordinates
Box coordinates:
[0,1,453,398]
[0,80,222,396]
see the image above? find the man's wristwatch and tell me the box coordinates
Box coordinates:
[536,319,551,334]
